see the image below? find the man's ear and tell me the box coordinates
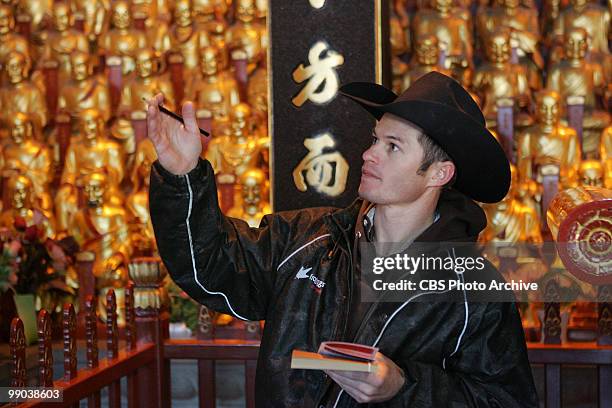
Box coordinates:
[428,161,455,188]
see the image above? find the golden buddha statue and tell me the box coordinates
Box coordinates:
[16,0,52,34]
[127,139,157,256]
[480,164,543,244]
[205,103,267,177]
[477,0,543,90]
[516,90,581,190]
[1,113,53,216]
[247,61,268,140]
[98,0,148,76]
[403,35,452,90]
[58,51,112,126]
[225,0,267,73]
[227,168,271,228]
[131,0,171,26]
[192,0,222,28]
[546,27,610,156]
[0,175,54,239]
[0,51,48,132]
[188,45,240,136]
[168,0,211,74]
[412,0,473,85]
[39,2,89,80]
[0,4,30,75]
[112,47,175,157]
[69,0,109,43]
[137,5,171,55]
[577,160,605,187]
[472,30,532,128]
[552,0,611,74]
[69,171,131,326]
[208,20,230,67]
[55,108,125,234]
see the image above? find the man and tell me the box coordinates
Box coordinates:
[146,72,538,407]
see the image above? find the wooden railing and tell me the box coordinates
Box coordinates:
[3,258,612,407]
[2,258,260,408]
[527,342,612,408]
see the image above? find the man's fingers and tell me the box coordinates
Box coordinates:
[326,371,374,403]
[326,370,377,395]
[181,100,199,134]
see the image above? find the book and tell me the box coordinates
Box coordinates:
[291,342,379,373]
[318,341,378,361]
[291,350,377,372]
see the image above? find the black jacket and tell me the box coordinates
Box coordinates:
[149,159,539,407]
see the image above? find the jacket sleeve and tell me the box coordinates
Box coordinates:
[384,301,538,408]
[149,159,293,321]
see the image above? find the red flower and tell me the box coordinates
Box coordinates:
[14,216,26,231]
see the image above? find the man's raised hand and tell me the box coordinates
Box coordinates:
[146,93,203,175]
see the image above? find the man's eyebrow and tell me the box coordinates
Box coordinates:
[372,130,406,144]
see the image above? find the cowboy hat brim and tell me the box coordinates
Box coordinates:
[340,82,510,204]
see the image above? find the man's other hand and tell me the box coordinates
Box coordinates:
[324,352,406,403]
[145,93,203,175]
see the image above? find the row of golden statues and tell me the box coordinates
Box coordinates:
[391,0,610,159]
[0,0,610,328]
[389,0,611,248]
[0,0,270,325]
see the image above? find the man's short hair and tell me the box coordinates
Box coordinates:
[416,132,457,187]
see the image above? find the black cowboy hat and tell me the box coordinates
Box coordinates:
[339,71,510,203]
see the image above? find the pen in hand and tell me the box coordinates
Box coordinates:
[143,97,210,137]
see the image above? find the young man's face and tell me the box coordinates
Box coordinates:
[358,113,434,205]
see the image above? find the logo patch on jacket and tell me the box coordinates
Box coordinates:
[295,265,325,292]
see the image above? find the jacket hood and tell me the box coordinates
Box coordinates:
[419,188,487,243]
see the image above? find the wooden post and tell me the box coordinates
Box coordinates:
[216,173,236,213]
[539,164,560,232]
[232,49,249,102]
[54,113,72,187]
[38,310,54,386]
[543,280,562,344]
[566,95,585,158]
[42,60,59,121]
[496,98,515,164]
[15,14,31,41]
[196,109,212,153]
[10,318,26,387]
[76,251,96,334]
[63,304,77,381]
[438,41,447,70]
[128,257,170,408]
[73,12,85,32]
[106,289,121,408]
[130,110,148,146]
[168,53,185,107]
[510,37,520,65]
[107,56,124,114]
[125,282,137,408]
[133,12,147,31]
[85,296,102,407]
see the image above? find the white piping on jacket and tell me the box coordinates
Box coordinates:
[332,247,471,407]
[276,234,331,271]
[185,174,249,321]
[443,247,469,370]
[332,289,452,408]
